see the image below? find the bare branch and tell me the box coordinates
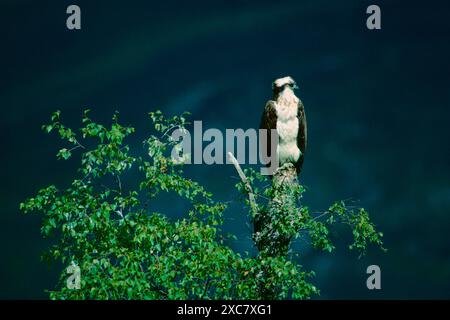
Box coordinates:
[227,152,258,216]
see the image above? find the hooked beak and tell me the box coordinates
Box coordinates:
[292,83,299,90]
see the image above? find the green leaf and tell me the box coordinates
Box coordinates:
[57,148,71,160]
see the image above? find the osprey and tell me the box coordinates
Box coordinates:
[260,76,307,175]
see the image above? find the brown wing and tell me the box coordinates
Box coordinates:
[295,99,307,174]
[259,100,277,169]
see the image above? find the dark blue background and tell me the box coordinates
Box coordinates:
[1,0,449,299]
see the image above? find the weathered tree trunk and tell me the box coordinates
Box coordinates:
[228,153,301,299]
[253,163,298,257]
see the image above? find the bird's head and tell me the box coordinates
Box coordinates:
[272,76,299,97]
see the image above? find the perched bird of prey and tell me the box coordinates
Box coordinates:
[260,76,307,175]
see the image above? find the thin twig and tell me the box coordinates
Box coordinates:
[114,174,124,219]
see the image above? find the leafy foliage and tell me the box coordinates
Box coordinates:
[21,110,384,299]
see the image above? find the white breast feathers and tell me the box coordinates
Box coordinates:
[275,88,300,165]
